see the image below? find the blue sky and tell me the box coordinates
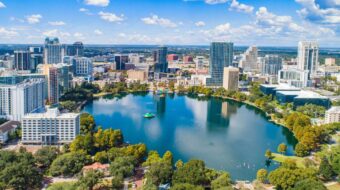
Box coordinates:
[0,0,339,46]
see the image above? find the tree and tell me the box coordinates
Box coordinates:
[211,173,232,190]
[34,146,59,168]
[256,169,268,183]
[143,151,161,166]
[277,143,287,155]
[70,133,94,154]
[94,151,108,163]
[49,152,91,177]
[295,143,310,157]
[175,159,184,169]
[111,175,124,190]
[293,178,327,190]
[296,104,326,118]
[318,157,334,181]
[145,161,173,186]
[77,170,103,190]
[80,113,96,134]
[265,149,272,159]
[171,183,205,190]
[110,156,135,178]
[172,160,209,186]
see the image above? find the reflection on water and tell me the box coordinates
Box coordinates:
[83,93,297,180]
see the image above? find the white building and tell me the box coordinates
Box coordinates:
[22,107,80,145]
[0,78,45,121]
[325,107,340,124]
[239,46,258,72]
[72,57,93,78]
[0,121,20,144]
[261,55,282,76]
[297,41,319,75]
[194,56,205,71]
[278,69,309,88]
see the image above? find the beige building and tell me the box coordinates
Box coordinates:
[127,70,148,81]
[223,67,239,91]
[325,58,336,66]
[325,107,340,124]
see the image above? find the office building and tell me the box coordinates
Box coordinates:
[223,67,239,91]
[41,65,59,105]
[127,70,148,81]
[0,78,45,121]
[183,56,193,64]
[14,51,31,71]
[114,54,129,70]
[65,42,84,57]
[44,37,64,64]
[154,46,168,73]
[325,107,340,124]
[278,69,309,88]
[206,42,234,87]
[325,58,336,66]
[275,90,330,108]
[261,55,282,75]
[22,107,80,145]
[29,47,43,72]
[297,41,319,76]
[195,56,205,70]
[239,46,258,72]
[167,54,179,62]
[72,57,93,78]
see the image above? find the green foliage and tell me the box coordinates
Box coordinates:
[172,159,209,186]
[80,113,96,134]
[296,104,326,118]
[34,146,59,168]
[93,127,124,151]
[211,172,232,190]
[70,133,95,154]
[256,169,268,183]
[145,161,173,186]
[60,83,99,103]
[171,183,205,190]
[277,143,288,155]
[111,175,124,190]
[77,170,103,190]
[49,152,92,177]
[143,151,161,167]
[318,157,334,181]
[175,159,184,169]
[94,151,108,163]
[110,156,135,178]
[47,182,77,190]
[295,143,309,157]
[0,150,43,190]
[59,100,78,112]
[107,143,146,163]
[292,178,327,190]
[265,149,272,159]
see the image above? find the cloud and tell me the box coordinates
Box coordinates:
[94,29,103,35]
[10,17,25,23]
[0,1,6,8]
[26,14,42,24]
[195,21,206,27]
[48,21,66,26]
[79,8,89,12]
[99,11,124,22]
[229,0,254,14]
[84,0,110,7]
[42,29,70,38]
[141,15,177,28]
[296,0,340,24]
[74,32,85,39]
[205,0,228,4]
[0,28,19,38]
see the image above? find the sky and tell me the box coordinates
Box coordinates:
[0,0,339,46]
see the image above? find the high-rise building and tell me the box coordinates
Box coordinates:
[261,55,282,75]
[72,57,93,77]
[114,54,129,70]
[44,37,64,64]
[297,41,319,76]
[239,46,258,72]
[0,78,45,121]
[154,46,168,73]
[42,65,59,105]
[223,67,239,91]
[29,46,43,72]
[195,56,205,70]
[22,107,80,145]
[206,42,234,87]
[14,51,31,70]
[65,42,84,57]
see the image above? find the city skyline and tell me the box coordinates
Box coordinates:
[0,0,339,47]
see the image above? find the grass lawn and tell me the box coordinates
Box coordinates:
[272,153,305,168]
[47,182,77,190]
[93,92,112,97]
[326,183,340,190]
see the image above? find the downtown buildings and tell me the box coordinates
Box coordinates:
[44,37,64,64]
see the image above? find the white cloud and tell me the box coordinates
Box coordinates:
[74,32,85,39]
[99,11,124,22]
[195,21,206,27]
[0,27,19,38]
[205,0,228,4]
[0,1,6,8]
[141,15,177,28]
[42,29,70,38]
[48,21,66,26]
[229,0,254,14]
[10,17,25,23]
[26,14,42,24]
[296,0,340,24]
[94,29,103,35]
[84,0,110,7]
[79,8,89,12]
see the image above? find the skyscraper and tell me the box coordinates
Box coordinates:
[297,41,319,76]
[72,57,93,77]
[14,51,31,71]
[65,42,84,57]
[154,46,168,73]
[114,54,129,70]
[206,42,234,87]
[42,65,59,105]
[239,46,258,72]
[44,37,63,64]
[29,46,43,72]
[223,67,239,91]
[261,55,282,75]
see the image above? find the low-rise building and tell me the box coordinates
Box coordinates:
[127,70,148,81]
[0,121,20,144]
[223,67,239,91]
[325,107,340,124]
[22,107,80,145]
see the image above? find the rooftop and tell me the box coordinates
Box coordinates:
[23,108,79,119]
[326,106,340,113]
[0,121,20,133]
[276,90,329,99]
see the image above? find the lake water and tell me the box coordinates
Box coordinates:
[82,93,297,180]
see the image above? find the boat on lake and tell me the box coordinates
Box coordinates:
[144,113,155,118]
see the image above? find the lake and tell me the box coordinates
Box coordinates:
[82,93,297,180]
